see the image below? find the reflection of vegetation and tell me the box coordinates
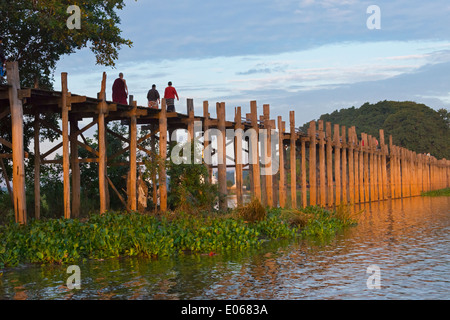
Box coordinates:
[0,201,359,268]
[421,188,450,197]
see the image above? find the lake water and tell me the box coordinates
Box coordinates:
[0,196,448,300]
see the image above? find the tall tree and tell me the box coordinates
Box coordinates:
[0,0,133,88]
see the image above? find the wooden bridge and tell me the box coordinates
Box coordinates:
[1,62,449,224]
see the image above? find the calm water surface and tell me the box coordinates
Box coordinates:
[0,196,449,300]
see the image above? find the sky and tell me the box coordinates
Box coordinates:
[53,0,450,126]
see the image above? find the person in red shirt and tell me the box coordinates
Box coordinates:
[164,81,179,112]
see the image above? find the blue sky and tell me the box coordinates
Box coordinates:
[54,0,450,125]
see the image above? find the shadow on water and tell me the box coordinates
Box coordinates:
[0,196,449,299]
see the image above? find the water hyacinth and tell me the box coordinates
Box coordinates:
[0,204,359,268]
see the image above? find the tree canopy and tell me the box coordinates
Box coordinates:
[301,101,450,160]
[0,0,133,88]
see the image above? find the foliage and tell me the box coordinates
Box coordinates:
[234,197,266,222]
[301,101,450,160]
[299,205,359,239]
[0,204,360,268]
[421,187,450,197]
[0,211,275,268]
[0,0,133,88]
[162,141,220,213]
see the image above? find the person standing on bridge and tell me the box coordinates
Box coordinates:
[147,84,160,109]
[164,81,179,112]
[112,72,128,105]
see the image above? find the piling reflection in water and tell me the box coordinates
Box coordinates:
[0,196,448,299]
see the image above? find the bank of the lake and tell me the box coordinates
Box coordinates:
[0,204,357,269]
[421,187,450,197]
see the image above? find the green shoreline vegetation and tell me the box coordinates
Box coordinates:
[420,187,450,197]
[0,199,360,269]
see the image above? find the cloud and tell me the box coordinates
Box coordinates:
[235,60,450,125]
[109,0,450,63]
[236,63,288,75]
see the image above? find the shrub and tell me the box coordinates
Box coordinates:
[234,197,266,222]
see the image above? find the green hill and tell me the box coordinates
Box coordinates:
[301,101,450,160]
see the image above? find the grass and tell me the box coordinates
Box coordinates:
[421,188,450,197]
[0,200,360,269]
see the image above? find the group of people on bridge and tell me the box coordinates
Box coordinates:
[112,73,179,112]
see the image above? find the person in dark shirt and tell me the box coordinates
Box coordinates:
[147,84,160,109]
[112,72,128,105]
[0,37,7,64]
[164,81,179,112]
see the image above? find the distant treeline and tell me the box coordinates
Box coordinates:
[300,101,450,160]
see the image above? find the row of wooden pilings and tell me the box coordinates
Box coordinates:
[2,62,449,225]
[216,103,450,211]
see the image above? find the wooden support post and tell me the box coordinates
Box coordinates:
[70,116,80,218]
[390,137,398,199]
[309,121,317,206]
[187,98,194,141]
[423,155,428,193]
[333,124,341,205]
[245,113,254,196]
[362,133,369,202]
[235,107,244,206]
[217,102,227,211]
[408,150,412,196]
[159,99,168,212]
[263,104,273,208]
[318,120,326,207]
[289,111,297,208]
[259,115,267,206]
[348,127,354,204]
[34,111,41,219]
[129,101,138,211]
[424,154,430,192]
[301,137,307,208]
[380,130,388,200]
[203,101,213,184]
[98,72,108,214]
[405,149,411,197]
[354,130,360,203]
[372,137,379,201]
[278,116,286,208]
[367,135,374,202]
[150,124,158,210]
[377,145,383,200]
[61,72,71,219]
[250,101,262,202]
[359,138,364,203]
[400,148,405,197]
[326,122,333,206]
[395,146,402,198]
[418,154,423,194]
[7,62,27,224]
[341,125,347,204]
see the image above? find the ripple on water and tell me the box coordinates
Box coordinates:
[0,197,449,299]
